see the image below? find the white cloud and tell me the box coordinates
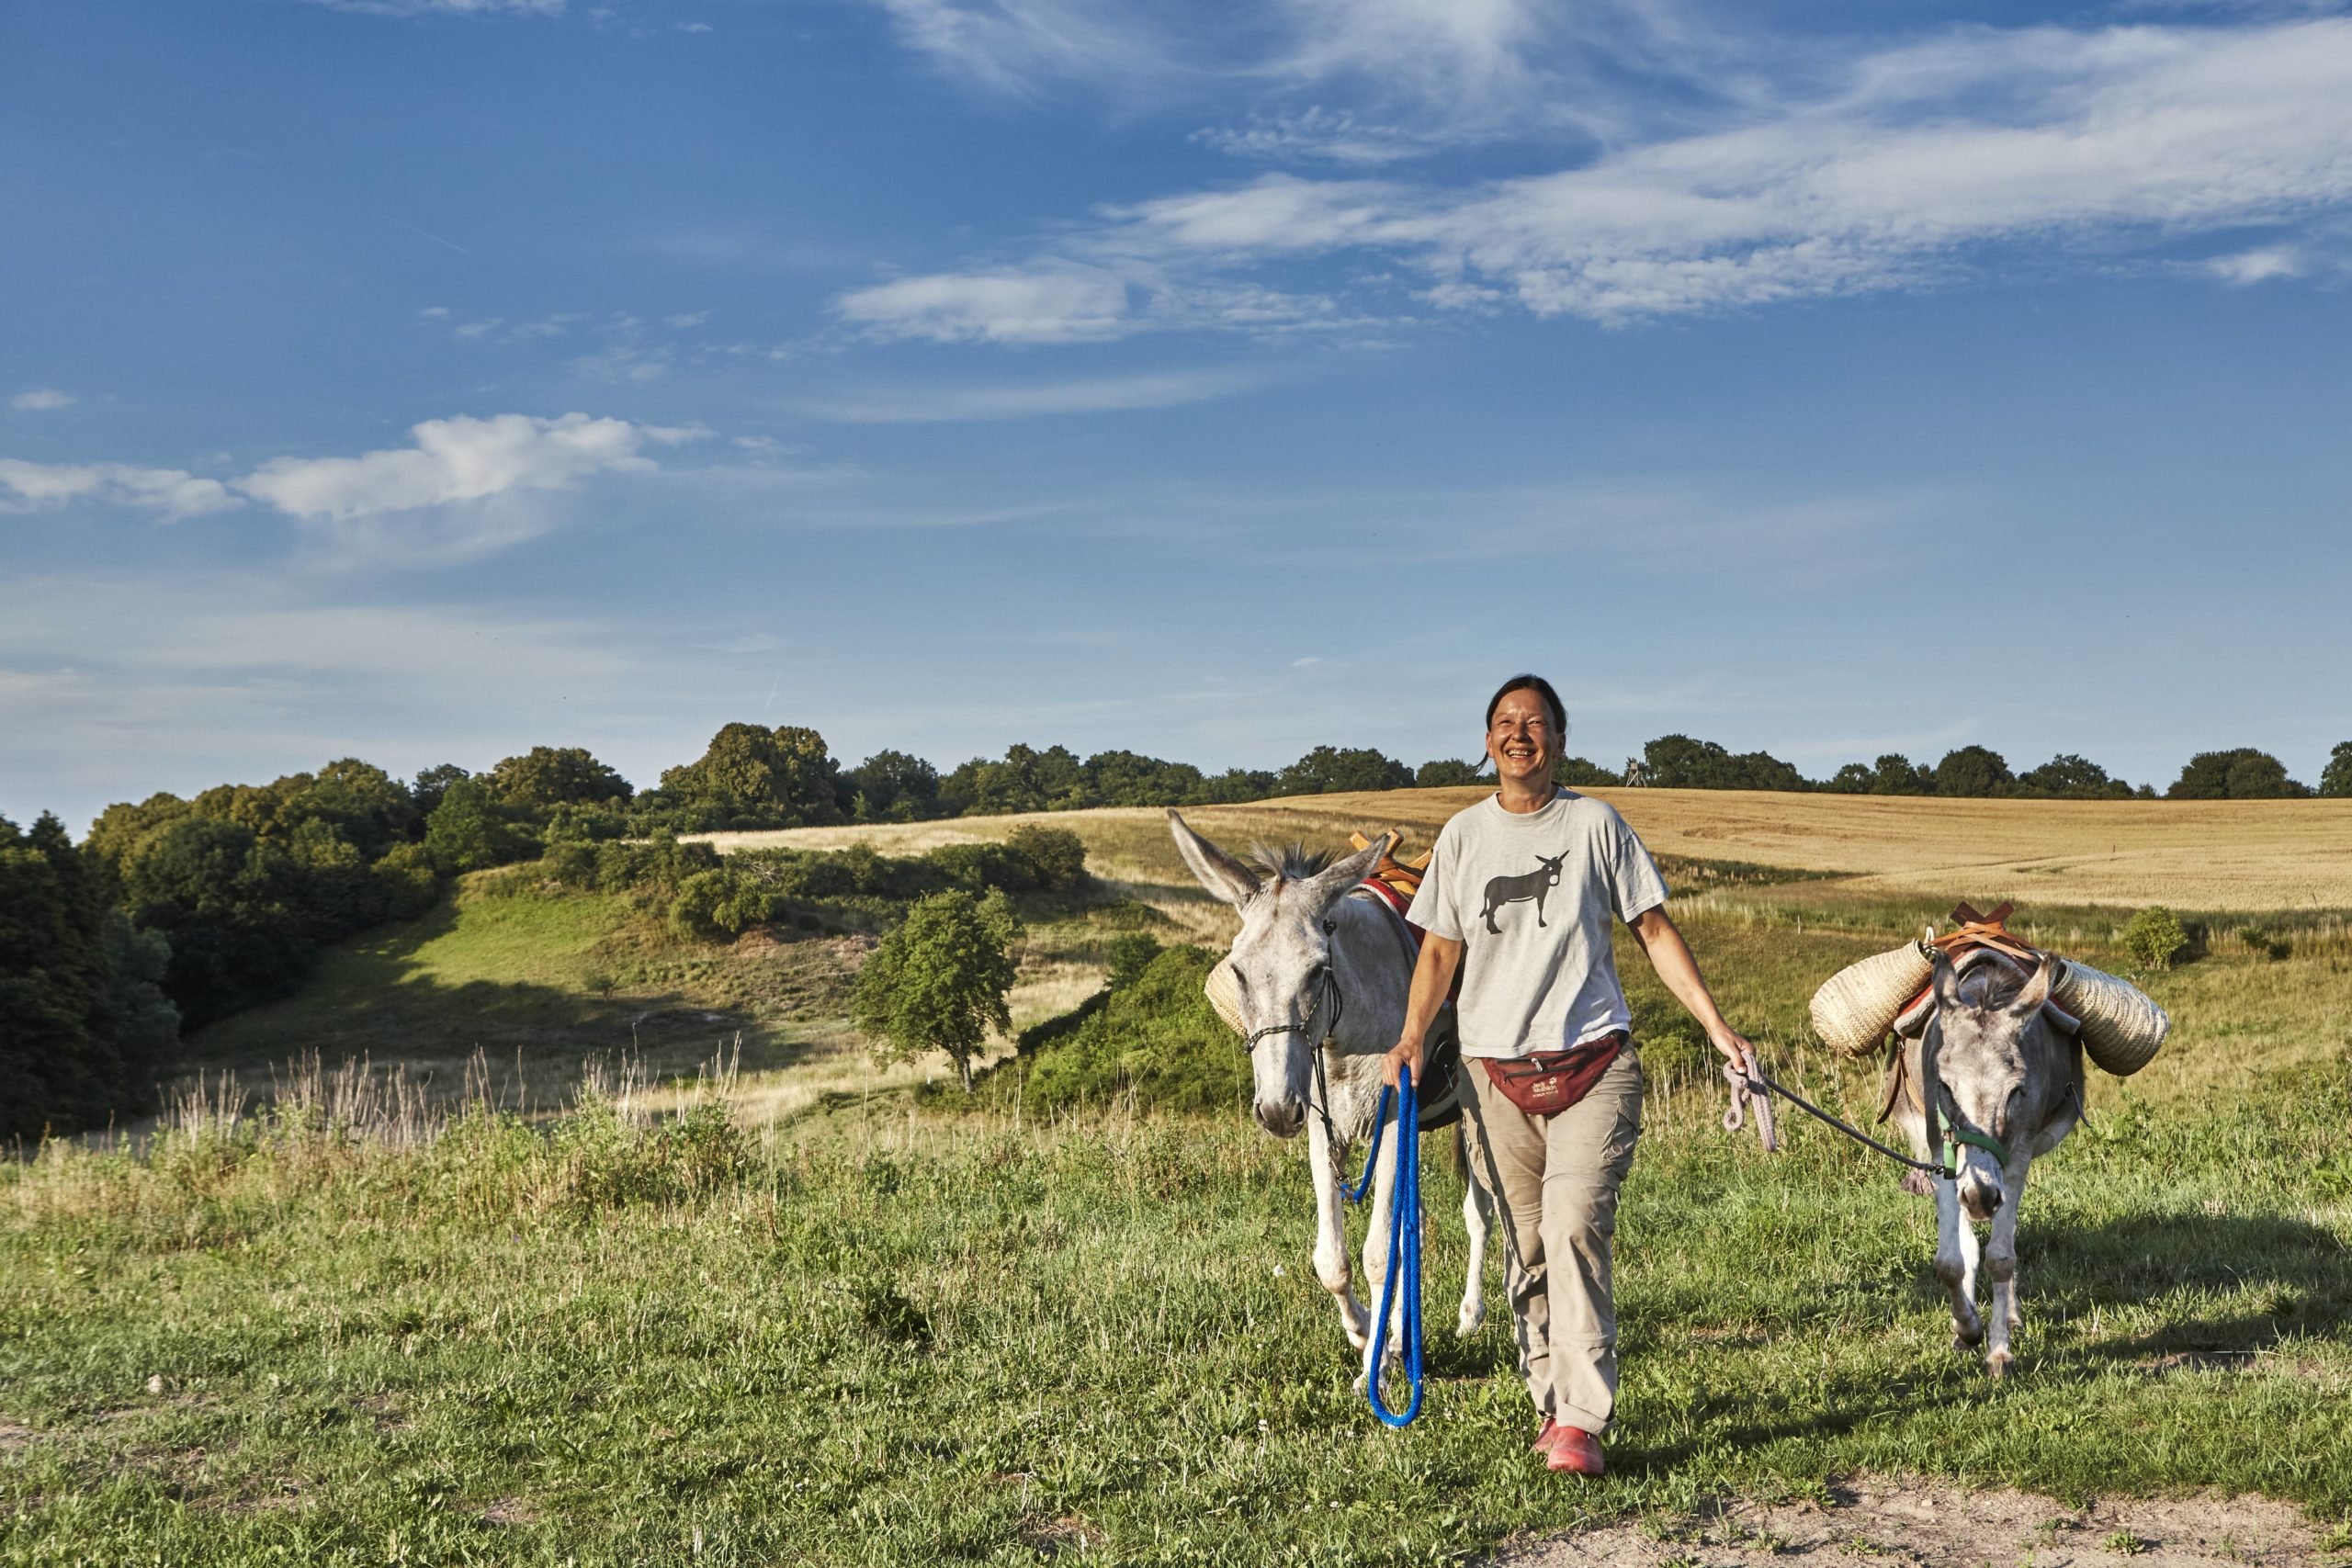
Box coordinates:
[836,265,1134,343]
[232,412,702,521]
[10,389,75,412]
[1273,0,1540,100]
[808,368,1259,423]
[867,0,1184,99]
[860,16,2352,330]
[1192,108,1444,166]
[0,459,237,517]
[2203,245,2307,283]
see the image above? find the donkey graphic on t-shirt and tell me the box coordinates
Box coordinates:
[1479,852,1568,934]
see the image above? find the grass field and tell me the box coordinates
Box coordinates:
[5,789,2350,1563]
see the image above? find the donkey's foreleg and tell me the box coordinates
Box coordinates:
[1983,1159,2031,1379]
[1933,1177,1984,1349]
[1457,1150,1491,1337]
[1306,1116,1371,1352]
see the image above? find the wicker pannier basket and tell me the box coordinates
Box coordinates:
[1809,942,1934,1056]
[1204,956,1245,1036]
[2052,959,2169,1077]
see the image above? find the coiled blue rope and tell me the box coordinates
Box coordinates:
[1343,1066,1424,1428]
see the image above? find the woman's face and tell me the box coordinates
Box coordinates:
[1485,688,1558,789]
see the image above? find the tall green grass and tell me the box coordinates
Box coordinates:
[5,1040,2347,1564]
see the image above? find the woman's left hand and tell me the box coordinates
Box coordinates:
[1708,1026,1757,1075]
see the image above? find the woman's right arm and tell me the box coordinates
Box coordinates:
[1381,933,1464,1089]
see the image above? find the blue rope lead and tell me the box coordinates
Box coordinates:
[1363,1066,1424,1428]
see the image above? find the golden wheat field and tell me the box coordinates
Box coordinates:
[695,786,2352,916]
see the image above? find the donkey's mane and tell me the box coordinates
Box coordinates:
[1247,842,1334,882]
[1953,959,2030,1010]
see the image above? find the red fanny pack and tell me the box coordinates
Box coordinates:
[1479,1032,1625,1117]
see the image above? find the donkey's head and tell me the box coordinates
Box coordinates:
[1167,810,1389,1138]
[1922,950,2056,1221]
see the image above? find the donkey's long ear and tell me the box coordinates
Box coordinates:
[1304,833,1391,909]
[1929,948,1963,1012]
[1167,810,1262,908]
[2008,953,2057,1018]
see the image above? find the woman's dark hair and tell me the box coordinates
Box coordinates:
[1485,673,1567,738]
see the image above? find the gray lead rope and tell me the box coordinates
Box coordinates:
[1724,1058,1958,1181]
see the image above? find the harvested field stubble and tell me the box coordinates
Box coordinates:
[697,788,2352,915]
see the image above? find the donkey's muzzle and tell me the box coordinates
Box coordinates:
[1254,1098,1306,1139]
[1960,1172,2004,1222]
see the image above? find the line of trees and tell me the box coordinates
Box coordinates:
[8,723,2348,1134]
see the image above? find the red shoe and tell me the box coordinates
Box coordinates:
[1545,1425,1605,1476]
[1532,1416,1562,1454]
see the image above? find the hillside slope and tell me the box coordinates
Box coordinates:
[698,786,2352,916]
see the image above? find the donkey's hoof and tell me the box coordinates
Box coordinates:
[1952,1317,1984,1350]
[1986,1349,2015,1381]
[1456,1304,1486,1338]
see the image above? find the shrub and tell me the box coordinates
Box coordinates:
[1005,824,1087,891]
[1104,931,1163,989]
[2121,906,2189,971]
[1004,944,1250,1116]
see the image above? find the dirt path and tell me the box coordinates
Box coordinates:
[1496,1475,2339,1568]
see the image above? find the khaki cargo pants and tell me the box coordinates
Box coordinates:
[1460,1046,1644,1436]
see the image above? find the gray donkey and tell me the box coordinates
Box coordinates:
[1167,811,1491,1376]
[1886,949,2086,1378]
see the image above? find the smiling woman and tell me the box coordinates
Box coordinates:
[1383,673,1758,1477]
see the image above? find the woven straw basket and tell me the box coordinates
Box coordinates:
[1810,942,1934,1056]
[1204,957,1245,1036]
[2052,959,2169,1076]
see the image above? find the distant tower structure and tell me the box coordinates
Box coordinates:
[1623,757,1651,787]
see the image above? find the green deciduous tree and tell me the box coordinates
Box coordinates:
[2169,748,2307,799]
[938,744,1091,816]
[2018,754,2132,799]
[487,747,634,810]
[1415,758,1485,787]
[658,724,846,829]
[1869,753,1935,795]
[1553,756,1615,788]
[1641,735,1809,792]
[1276,746,1413,796]
[0,811,179,1140]
[852,889,1022,1093]
[2322,741,2352,799]
[423,779,533,875]
[1932,745,2016,799]
[1082,750,1206,808]
[846,750,942,821]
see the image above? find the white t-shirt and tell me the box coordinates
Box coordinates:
[1405,789,1668,1060]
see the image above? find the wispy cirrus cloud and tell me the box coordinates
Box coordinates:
[835,265,1136,344]
[842,16,2352,332]
[807,367,1261,423]
[289,0,565,16]
[10,389,75,412]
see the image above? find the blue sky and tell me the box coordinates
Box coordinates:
[6,0,2350,831]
